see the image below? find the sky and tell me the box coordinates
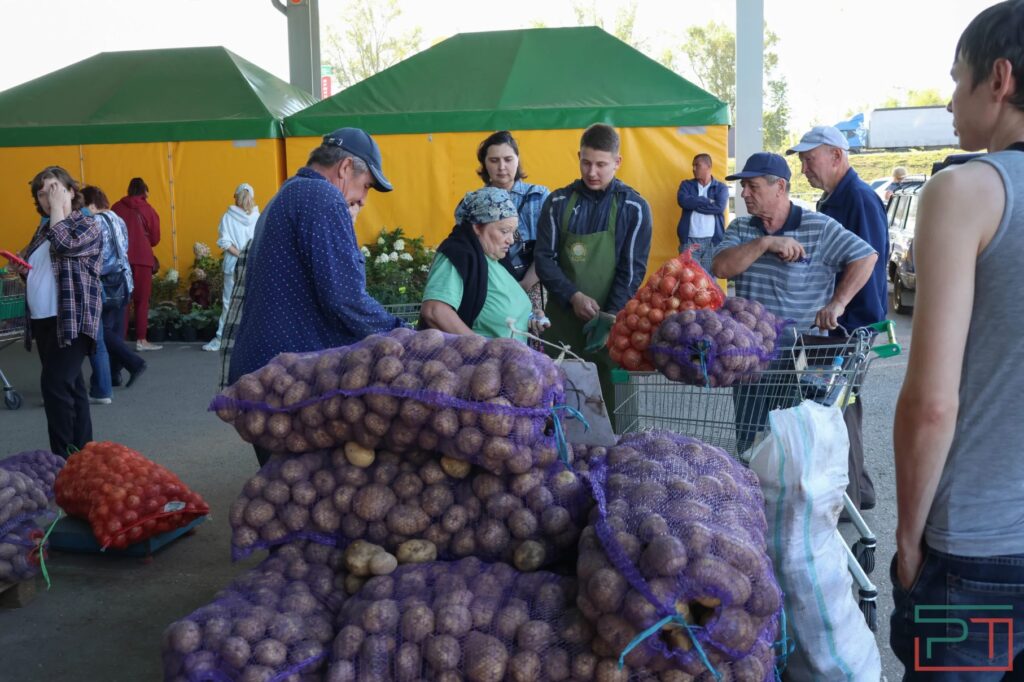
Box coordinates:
[0,0,1000,132]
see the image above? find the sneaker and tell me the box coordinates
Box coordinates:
[202,340,221,352]
[136,340,163,351]
[89,397,112,405]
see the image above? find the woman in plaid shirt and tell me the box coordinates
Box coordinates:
[13,166,102,456]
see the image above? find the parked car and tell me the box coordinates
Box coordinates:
[869,176,892,201]
[886,182,924,313]
[884,154,984,314]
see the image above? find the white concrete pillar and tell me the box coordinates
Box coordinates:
[734,0,764,217]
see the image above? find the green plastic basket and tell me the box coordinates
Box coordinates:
[0,296,25,322]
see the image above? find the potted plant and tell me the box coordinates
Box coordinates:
[150,268,180,307]
[149,303,179,342]
[197,307,221,342]
[363,228,435,306]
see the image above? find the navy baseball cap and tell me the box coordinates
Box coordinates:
[725,152,792,181]
[322,127,393,192]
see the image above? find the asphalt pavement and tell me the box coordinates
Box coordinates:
[0,312,915,681]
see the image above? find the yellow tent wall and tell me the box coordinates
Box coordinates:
[284,125,728,274]
[3,140,287,272]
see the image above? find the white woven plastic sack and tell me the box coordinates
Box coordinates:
[747,400,881,681]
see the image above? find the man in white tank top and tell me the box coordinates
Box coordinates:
[891,1,1024,675]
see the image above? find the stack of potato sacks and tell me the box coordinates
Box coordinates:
[162,327,783,681]
[0,451,64,586]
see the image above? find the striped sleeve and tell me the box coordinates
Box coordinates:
[713,218,751,257]
[820,217,876,270]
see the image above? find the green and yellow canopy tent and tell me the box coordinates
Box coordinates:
[284,26,730,269]
[0,46,316,270]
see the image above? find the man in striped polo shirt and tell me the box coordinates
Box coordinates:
[712,152,877,451]
[712,152,877,336]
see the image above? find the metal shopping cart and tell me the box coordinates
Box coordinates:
[0,271,26,409]
[382,302,421,326]
[612,321,901,631]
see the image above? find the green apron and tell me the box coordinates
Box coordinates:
[543,191,620,408]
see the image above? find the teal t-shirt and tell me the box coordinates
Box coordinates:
[423,253,532,340]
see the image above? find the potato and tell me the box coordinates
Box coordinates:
[439,456,472,479]
[516,620,554,652]
[352,484,397,522]
[513,540,546,572]
[341,442,375,468]
[344,540,384,577]
[463,631,508,682]
[368,552,398,576]
[244,499,275,529]
[469,360,502,401]
[423,634,461,672]
[167,620,202,655]
[396,539,437,564]
[508,651,542,682]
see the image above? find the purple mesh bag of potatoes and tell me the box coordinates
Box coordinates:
[211,329,567,476]
[229,446,598,572]
[161,540,348,682]
[577,431,781,681]
[649,309,774,388]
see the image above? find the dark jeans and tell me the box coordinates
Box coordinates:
[32,317,93,456]
[890,546,1024,680]
[104,302,145,379]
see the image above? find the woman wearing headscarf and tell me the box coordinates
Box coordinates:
[203,183,260,352]
[421,187,538,340]
[13,166,102,455]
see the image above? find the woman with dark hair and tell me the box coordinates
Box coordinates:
[10,166,102,455]
[462,131,549,293]
[83,185,146,394]
[112,176,162,350]
[421,187,538,340]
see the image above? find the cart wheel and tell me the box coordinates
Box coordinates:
[860,598,877,632]
[854,539,876,574]
[4,390,21,410]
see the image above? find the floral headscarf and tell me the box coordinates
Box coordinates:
[455,187,517,225]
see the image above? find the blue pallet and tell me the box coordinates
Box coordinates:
[48,515,207,557]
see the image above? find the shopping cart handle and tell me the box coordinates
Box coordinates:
[867,320,901,358]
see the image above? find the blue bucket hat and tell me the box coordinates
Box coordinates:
[455,187,518,225]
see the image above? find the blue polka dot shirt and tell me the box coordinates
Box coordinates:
[228,167,403,383]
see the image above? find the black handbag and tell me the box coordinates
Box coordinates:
[101,270,127,311]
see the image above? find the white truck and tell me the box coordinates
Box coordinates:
[866,106,959,150]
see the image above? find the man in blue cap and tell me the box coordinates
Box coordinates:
[788,125,889,511]
[230,128,405,465]
[712,152,878,335]
[712,152,878,451]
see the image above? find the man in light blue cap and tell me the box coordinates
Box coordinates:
[788,125,889,511]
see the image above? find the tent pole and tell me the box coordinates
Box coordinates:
[734,0,764,218]
[167,142,179,271]
[78,145,85,184]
